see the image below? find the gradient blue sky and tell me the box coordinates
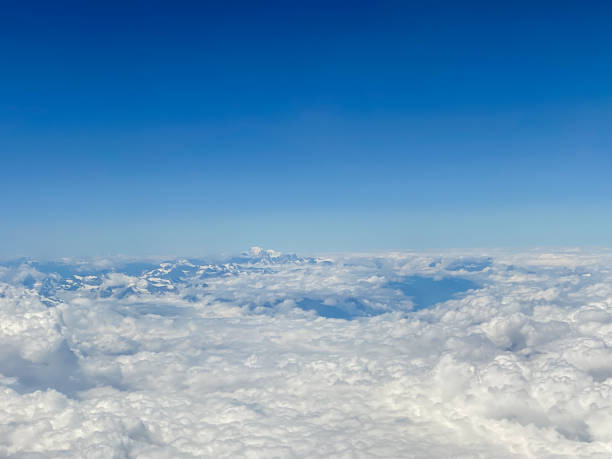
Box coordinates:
[2,1,612,257]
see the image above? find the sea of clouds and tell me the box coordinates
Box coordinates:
[2,247,612,458]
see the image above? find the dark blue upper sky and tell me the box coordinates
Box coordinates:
[2,1,612,256]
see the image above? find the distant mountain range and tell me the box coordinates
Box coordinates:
[0,247,320,306]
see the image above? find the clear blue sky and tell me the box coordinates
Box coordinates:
[2,1,611,257]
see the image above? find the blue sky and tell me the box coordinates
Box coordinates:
[2,1,612,257]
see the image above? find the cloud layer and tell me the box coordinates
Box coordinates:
[2,248,612,457]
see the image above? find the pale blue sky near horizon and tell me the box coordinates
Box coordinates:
[2,1,612,257]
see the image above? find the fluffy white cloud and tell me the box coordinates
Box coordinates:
[2,249,612,457]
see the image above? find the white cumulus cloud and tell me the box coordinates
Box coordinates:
[1,249,612,457]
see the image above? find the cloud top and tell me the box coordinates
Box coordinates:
[2,249,612,457]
